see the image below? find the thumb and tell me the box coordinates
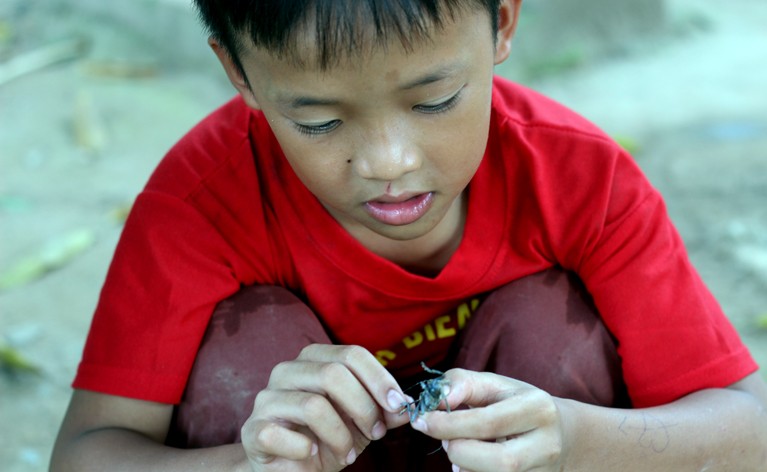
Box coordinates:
[443,369,530,409]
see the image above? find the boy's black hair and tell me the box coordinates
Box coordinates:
[194,0,501,77]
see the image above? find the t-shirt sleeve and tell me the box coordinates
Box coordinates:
[554,145,757,407]
[73,191,243,403]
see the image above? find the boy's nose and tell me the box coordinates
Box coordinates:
[353,126,422,181]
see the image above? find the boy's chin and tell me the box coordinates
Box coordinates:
[364,217,442,241]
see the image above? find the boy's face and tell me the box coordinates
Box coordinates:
[214,2,519,257]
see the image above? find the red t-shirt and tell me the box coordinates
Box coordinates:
[73,77,756,408]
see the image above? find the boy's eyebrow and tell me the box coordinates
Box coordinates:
[398,63,465,91]
[283,96,341,109]
[279,62,467,109]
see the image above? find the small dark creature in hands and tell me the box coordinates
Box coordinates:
[400,362,451,422]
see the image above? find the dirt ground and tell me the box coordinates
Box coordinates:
[1,0,765,470]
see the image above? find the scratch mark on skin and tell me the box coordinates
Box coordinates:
[618,413,675,453]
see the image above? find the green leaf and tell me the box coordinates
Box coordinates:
[0,344,41,376]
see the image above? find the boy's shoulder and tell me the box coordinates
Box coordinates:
[145,96,263,199]
[487,77,639,211]
[491,76,609,143]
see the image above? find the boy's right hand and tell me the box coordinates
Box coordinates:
[240,344,411,471]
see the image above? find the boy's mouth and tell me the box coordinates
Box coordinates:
[364,192,434,226]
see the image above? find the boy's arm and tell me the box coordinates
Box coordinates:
[416,371,767,471]
[559,373,767,471]
[50,389,250,472]
[52,345,411,472]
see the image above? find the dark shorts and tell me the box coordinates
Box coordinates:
[166,268,629,470]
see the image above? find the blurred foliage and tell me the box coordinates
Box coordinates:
[0,343,41,378]
[0,19,11,46]
[522,47,586,81]
[110,202,133,224]
[0,229,96,291]
[613,135,641,156]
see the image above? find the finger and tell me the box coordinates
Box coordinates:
[382,403,413,429]
[446,438,518,472]
[441,368,530,408]
[419,395,553,440]
[296,344,410,413]
[254,389,355,461]
[415,371,557,440]
[247,421,317,462]
[270,359,390,440]
[445,433,562,472]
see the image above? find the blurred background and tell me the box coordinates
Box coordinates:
[1,0,765,469]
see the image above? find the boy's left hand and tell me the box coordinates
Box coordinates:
[411,369,567,472]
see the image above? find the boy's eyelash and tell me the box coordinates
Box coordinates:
[414,90,463,114]
[294,120,341,136]
[292,90,463,136]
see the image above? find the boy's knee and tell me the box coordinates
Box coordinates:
[455,268,630,407]
[166,285,329,448]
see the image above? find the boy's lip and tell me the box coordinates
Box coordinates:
[364,192,434,226]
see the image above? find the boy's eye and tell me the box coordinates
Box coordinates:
[413,89,463,114]
[294,119,342,136]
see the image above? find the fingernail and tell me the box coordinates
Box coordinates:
[412,417,428,432]
[311,442,319,456]
[442,440,449,452]
[371,421,387,440]
[387,389,406,411]
[452,464,460,472]
[345,448,357,465]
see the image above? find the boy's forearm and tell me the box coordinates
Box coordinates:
[51,428,251,472]
[559,384,767,471]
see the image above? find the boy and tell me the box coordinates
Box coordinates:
[51,0,767,471]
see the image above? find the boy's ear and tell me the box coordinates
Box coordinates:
[208,37,261,110]
[494,0,523,65]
